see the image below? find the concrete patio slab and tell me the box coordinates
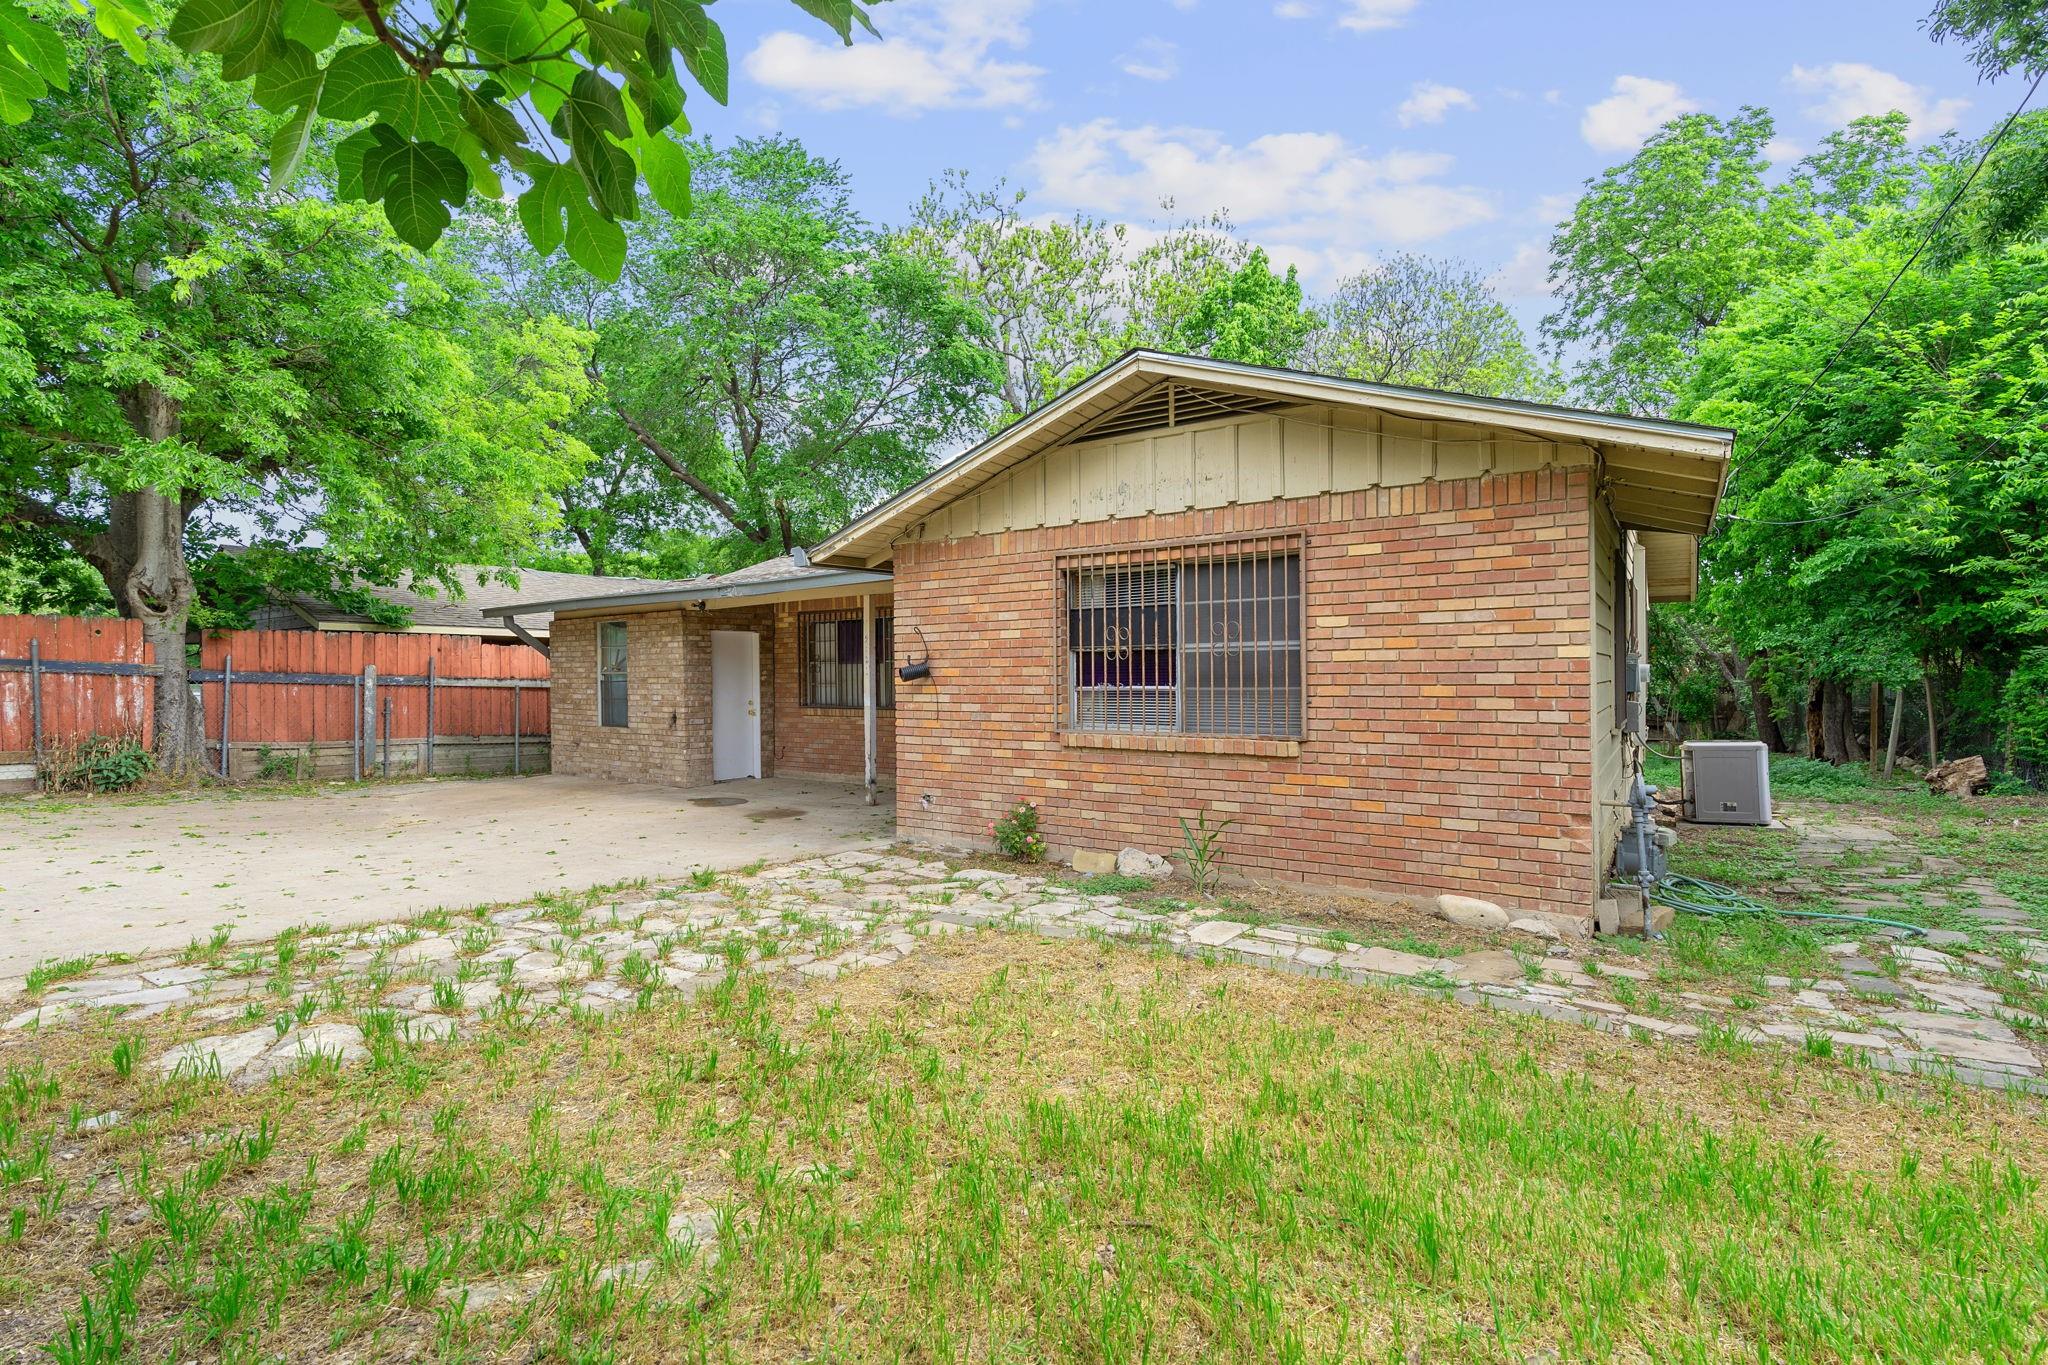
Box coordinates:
[0,774,891,986]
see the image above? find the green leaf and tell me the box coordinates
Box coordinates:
[278,0,340,50]
[787,0,876,43]
[516,159,579,258]
[251,38,320,111]
[0,0,67,119]
[460,83,528,161]
[573,0,645,75]
[637,128,688,216]
[563,193,625,281]
[89,0,151,62]
[358,124,469,252]
[643,0,722,104]
[317,39,406,119]
[215,0,282,79]
[167,0,265,54]
[466,0,544,64]
[269,98,319,183]
[550,67,635,219]
[332,123,379,199]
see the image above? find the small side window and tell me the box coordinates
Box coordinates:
[599,621,628,728]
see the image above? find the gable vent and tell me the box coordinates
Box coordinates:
[1071,381,1292,441]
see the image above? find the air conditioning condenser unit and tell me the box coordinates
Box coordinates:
[1681,740,1772,826]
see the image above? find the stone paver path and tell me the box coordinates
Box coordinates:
[7,840,2047,1093]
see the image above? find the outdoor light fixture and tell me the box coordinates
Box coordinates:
[897,625,933,682]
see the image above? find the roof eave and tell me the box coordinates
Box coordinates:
[480,568,893,619]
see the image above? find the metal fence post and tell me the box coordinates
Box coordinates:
[360,665,377,780]
[381,694,392,778]
[512,685,521,776]
[424,656,436,777]
[27,638,43,763]
[351,675,360,779]
[218,652,233,779]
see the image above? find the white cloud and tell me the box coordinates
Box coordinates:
[1337,0,1420,31]
[1529,191,1576,225]
[1025,119,1494,285]
[1274,1,1315,17]
[1488,242,1555,300]
[1118,36,1179,82]
[1580,75,1699,153]
[1396,81,1475,127]
[1785,62,1969,134]
[1763,136,1806,163]
[742,0,1044,114]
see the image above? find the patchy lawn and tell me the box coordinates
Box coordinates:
[1,846,2046,1361]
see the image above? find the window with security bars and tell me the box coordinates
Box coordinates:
[598,621,628,728]
[799,612,894,709]
[1060,536,1303,738]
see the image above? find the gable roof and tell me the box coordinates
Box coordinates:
[810,350,1734,569]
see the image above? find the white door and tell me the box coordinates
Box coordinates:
[710,630,761,780]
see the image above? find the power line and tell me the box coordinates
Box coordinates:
[1719,67,2045,521]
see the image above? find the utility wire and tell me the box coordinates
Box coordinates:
[1719,68,2045,520]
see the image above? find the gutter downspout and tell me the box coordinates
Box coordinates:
[861,589,877,807]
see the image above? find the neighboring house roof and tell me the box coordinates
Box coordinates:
[476,556,892,621]
[809,350,1735,570]
[282,567,701,640]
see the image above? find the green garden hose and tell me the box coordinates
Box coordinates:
[1651,871,1929,938]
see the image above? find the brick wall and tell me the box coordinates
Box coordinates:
[550,606,776,786]
[892,469,1597,918]
[770,595,897,779]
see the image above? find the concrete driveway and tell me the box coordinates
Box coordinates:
[0,774,893,986]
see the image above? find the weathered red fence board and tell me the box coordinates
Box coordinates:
[0,617,152,757]
[198,631,549,744]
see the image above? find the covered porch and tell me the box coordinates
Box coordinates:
[489,557,898,801]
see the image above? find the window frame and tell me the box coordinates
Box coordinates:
[1056,533,1305,742]
[797,610,895,711]
[597,620,629,729]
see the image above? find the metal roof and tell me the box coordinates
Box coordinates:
[810,350,1735,567]
[477,556,892,619]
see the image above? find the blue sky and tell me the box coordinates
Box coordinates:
[683,0,2014,323]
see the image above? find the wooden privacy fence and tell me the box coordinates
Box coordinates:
[0,617,153,759]
[1,617,551,780]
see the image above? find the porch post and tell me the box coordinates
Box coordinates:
[861,589,877,806]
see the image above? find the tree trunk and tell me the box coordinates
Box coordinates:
[1821,680,1861,765]
[1923,669,1941,767]
[85,383,202,779]
[1727,648,1785,751]
[1805,685,1825,759]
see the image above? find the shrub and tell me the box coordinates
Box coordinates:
[2002,649,2048,771]
[39,734,154,794]
[991,801,1045,861]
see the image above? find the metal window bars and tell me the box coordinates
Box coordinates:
[1059,533,1304,739]
[799,612,895,710]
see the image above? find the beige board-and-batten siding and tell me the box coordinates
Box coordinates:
[1590,503,1651,877]
[892,404,1598,546]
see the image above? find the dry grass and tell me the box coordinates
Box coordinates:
[2,931,2045,1362]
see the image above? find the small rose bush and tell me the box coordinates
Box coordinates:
[991,800,1045,861]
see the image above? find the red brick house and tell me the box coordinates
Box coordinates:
[506,352,1730,925]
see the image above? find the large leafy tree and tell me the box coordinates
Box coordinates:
[1926,0,2048,79]
[467,138,1002,566]
[1543,109,1915,415]
[0,13,593,772]
[1681,234,2048,764]
[1161,246,1315,369]
[904,178,1313,427]
[0,0,876,272]
[1306,253,1558,399]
